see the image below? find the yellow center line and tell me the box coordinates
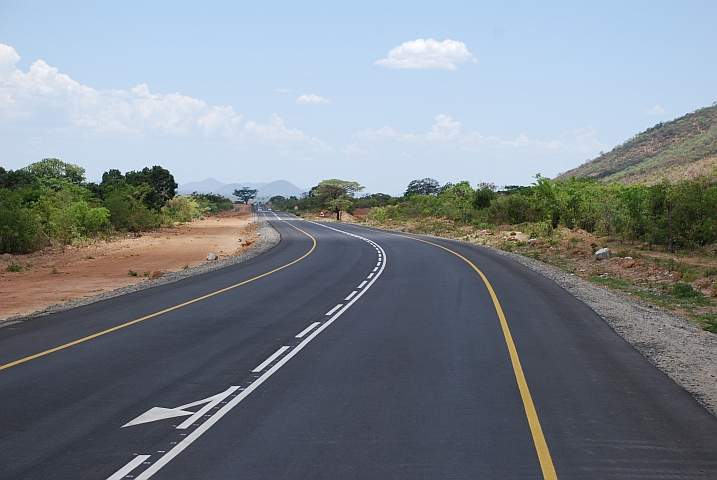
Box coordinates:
[0,221,316,372]
[375,229,558,480]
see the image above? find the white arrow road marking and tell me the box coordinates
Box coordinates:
[122,407,193,427]
[123,386,240,428]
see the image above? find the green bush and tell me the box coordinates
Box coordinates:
[672,282,701,298]
[102,185,160,232]
[162,196,202,223]
[0,189,40,253]
[6,262,22,272]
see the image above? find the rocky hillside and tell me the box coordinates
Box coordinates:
[558,103,717,184]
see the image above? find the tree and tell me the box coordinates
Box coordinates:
[404,178,440,197]
[124,166,178,211]
[233,187,258,204]
[314,179,364,220]
[23,158,86,185]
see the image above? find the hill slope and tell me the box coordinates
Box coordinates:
[558,103,717,184]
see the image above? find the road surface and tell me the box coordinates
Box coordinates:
[1,212,717,479]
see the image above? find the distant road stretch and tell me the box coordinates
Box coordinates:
[1,211,717,479]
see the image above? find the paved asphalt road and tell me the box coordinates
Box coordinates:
[2,211,717,479]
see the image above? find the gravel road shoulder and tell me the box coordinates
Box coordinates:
[0,217,280,329]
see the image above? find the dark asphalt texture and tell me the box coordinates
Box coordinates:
[1,212,717,479]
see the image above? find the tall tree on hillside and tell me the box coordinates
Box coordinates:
[314,179,364,220]
[404,178,440,197]
[233,187,258,204]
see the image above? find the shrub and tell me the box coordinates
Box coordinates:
[162,196,202,223]
[0,189,40,253]
[6,262,22,272]
[672,283,701,298]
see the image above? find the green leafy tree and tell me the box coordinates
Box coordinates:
[0,167,38,190]
[404,178,440,197]
[314,179,364,220]
[233,187,258,204]
[124,166,178,211]
[23,158,86,185]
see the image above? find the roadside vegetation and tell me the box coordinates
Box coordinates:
[0,158,233,254]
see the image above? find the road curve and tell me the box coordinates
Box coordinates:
[1,212,716,479]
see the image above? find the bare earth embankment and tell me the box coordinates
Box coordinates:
[0,207,261,321]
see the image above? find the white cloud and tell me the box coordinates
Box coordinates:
[275,88,290,93]
[296,94,330,104]
[645,104,666,115]
[0,43,244,138]
[352,115,608,158]
[352,126,398,138]
[374,38,477,70]
[341,144,370,155]
[241,114,333,153]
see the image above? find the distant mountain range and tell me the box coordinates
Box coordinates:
[178,178,307,201]
[558,103,717,184]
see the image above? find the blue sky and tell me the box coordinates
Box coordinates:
[1,1,716,195]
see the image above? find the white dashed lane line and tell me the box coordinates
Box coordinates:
[252,346,290,373]
[108,218,387,480]
[296,322,321,338]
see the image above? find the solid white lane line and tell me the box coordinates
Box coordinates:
[131,222,388,480]
[296,322,321,338]
[251,346,290,373]
[176,386,240,430]
[107,455,151,480]
[325,304,343,316]
[367,272,374,279]
[344,291,358,301]
[357,281,368,289]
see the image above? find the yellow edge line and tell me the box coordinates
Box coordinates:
[389,232,558,480]
[0,222,317,372]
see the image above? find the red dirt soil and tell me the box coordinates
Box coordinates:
[0,206,257,319]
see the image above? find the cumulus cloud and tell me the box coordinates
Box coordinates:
[352,114,608,158]
[645,104,666,115]
[0,43,244,138]
[352,126,398,138]
[241,114,333,153]
[296,94,330,104]
[374,38,477,70]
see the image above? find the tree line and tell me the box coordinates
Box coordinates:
[268,175,717,252]
[0,159,233,254]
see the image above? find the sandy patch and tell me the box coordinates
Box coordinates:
[0,206,257,319]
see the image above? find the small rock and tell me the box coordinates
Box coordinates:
[594,247,610,260]
[206,252,218,261]
[149,270,164,280]
[527,238,537,245]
